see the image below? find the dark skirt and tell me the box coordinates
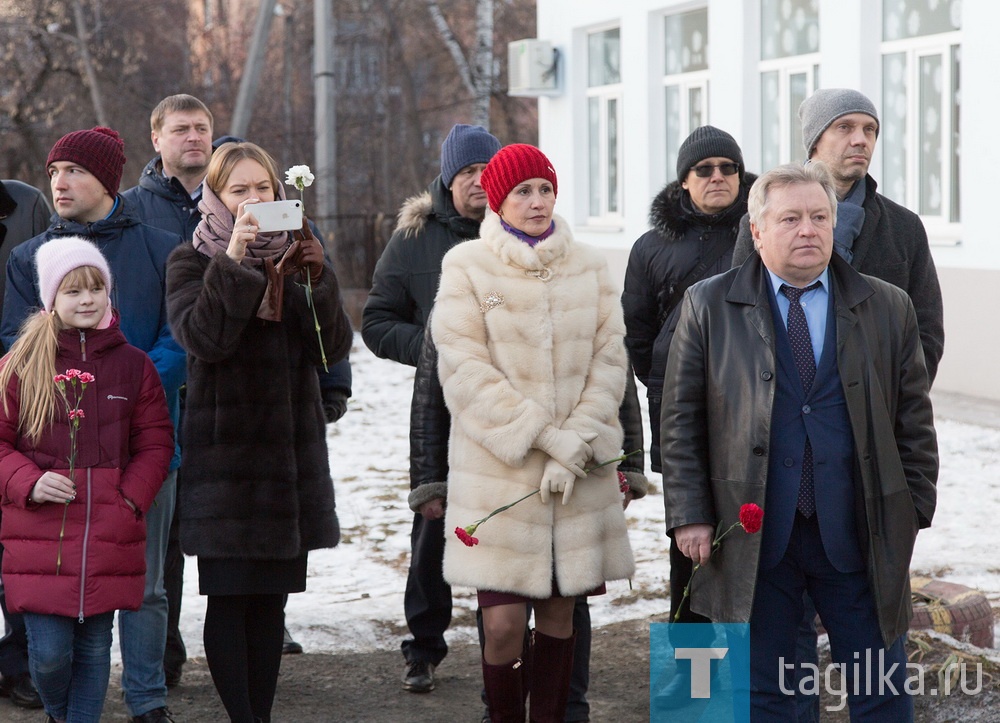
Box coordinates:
[478,582,607,608]
[198,553,308,596]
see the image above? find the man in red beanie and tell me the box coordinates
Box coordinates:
[1,126,185,723]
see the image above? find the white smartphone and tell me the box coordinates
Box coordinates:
[247,199,303,233]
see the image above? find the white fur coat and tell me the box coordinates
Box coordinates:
[432,211,635,598]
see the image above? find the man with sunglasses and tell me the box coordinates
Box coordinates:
[622,126,754,681]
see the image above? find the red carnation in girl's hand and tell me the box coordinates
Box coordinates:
[617,471,629,493]
[739,503,764,534]
[65,369,81,379]
[455,526,479,547]
[78,372,95,384]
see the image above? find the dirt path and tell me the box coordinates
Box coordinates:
[4,614,997,721]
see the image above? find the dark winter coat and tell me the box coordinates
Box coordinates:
[0,181,52,335]
[122,156,202,242]
[622,175,755,472]
[0,322,173,618]
[660,253,938,646]
[407,316,649,513]
[733,174,944,382]
[362,176,481,367]
[1,201,186,470]
[166,243,352,559]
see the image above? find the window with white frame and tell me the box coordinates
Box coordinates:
[881,0,961,227]
[759,0,819,170]
[664,8,709,182]
[587,27,622,221]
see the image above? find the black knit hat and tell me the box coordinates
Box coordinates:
[676,126,744,182]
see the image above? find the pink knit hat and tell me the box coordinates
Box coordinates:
[479,144,559,213]
[35,236,114,312]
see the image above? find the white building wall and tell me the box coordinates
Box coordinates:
[533,0,1000,399]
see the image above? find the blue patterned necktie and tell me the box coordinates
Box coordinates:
[781,282,821,517]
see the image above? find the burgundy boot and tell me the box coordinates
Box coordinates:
[482,657,526,722]
[528,630,576,723]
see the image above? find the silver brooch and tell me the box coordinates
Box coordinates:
[479,291,505,313]
[526,267,553,282]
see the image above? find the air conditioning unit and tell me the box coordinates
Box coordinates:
[508,39,560,97]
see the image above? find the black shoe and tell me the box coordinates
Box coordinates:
[129,706,175,723]
[401,660,436,693]
[164,663,182,688]
[282,626,303,655]
[0,673,43,709]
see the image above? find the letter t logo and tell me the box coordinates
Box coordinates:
[674,647,728,698]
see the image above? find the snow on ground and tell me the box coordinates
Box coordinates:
[166,335,1000,659]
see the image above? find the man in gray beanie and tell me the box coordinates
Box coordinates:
[362,123,500,694]
[624,126,756,707]
[732,88,944,722]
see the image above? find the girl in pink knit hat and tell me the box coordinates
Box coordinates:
[0,236,173,723]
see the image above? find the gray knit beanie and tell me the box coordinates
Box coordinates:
[799,88,879,156]
[440,124,502,188]
[676,126,745,181]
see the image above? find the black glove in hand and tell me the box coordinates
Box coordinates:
[322,389,349,423]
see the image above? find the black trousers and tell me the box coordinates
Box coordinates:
[401,514,451,666]
[0,543,30,680]
[163,477,186,676]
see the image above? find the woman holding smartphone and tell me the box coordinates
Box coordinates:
[165,141,352,722]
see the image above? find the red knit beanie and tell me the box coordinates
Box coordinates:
[480,144,558,213]
[46,127,126,198]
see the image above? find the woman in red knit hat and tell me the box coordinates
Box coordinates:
[431,144,635,722]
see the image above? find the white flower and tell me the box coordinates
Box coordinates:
[285,165,315,192]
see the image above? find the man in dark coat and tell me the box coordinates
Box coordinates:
[623,126,753,636]
[2,127,185,723]
[121,92,212,691]
[735,88,945,721]
[662,163,937,720]
[363,124,501,694]
[0,178,50,710]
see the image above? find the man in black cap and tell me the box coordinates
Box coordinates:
[363,123,501,694]
[623,126,756,629]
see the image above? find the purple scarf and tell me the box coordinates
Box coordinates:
[500,218,556,247]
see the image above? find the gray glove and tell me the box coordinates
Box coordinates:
[322,389,349,424]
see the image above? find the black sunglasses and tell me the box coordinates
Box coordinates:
[691,162,740,178]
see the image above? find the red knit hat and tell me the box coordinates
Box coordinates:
[46,127,126,198]
[480,144,558,213]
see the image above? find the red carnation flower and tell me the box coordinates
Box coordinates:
[617,471,629,494]
[65,369,81,379]
[455,526,479,547]
[739,503,764,534]
[78,372,95,384]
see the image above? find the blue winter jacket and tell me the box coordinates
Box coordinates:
[121,155,202,242]
[1,199,186,469]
